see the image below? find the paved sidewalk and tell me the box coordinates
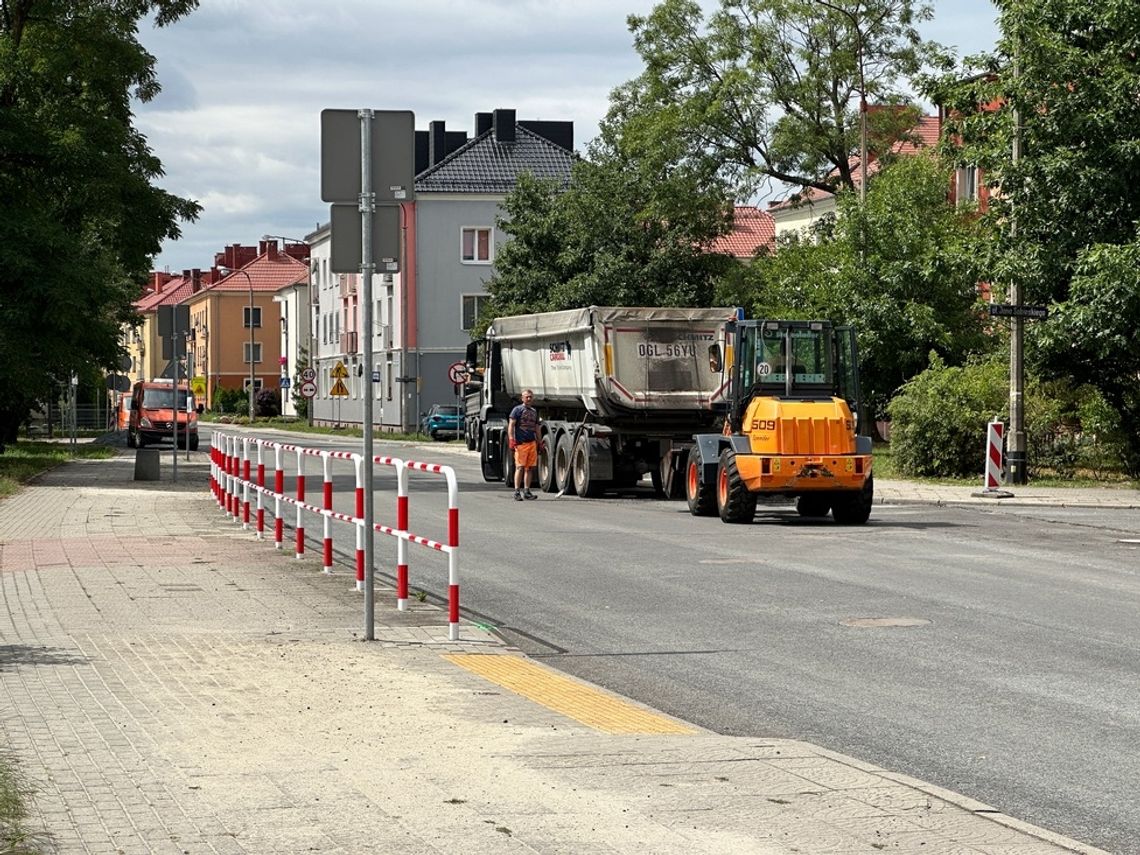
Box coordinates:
[0,449,1112,854]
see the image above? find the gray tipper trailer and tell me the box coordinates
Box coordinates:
[464,306,737,497]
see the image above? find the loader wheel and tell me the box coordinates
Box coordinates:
[796,494,831,518]
[716,449,757,524]
[685,446,716,517]
[832,474,874,525]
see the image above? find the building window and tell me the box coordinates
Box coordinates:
[460,227,493,263]
[956,166,979,204]
[243,343,262,364]
[242,378,263,392]
[243,306,262,328]
[461,294,489,331]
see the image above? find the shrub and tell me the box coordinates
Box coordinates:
[887,353,1007,478]
[254,389,280,418]
[212,385,248,414]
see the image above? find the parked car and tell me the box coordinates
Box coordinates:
[420,404,460,441]
[128,380,200,450]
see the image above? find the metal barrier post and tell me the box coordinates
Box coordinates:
[355,457,365,592]
[295,448,306,559]
[322,453,333,574]
[241,438,251,529]
[256,441,266,539]
[274,444,284,549]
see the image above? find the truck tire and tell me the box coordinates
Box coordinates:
[501,435,517,489]
[537,429,557,493]
[572,434,606,498]
[554,432,576,495]
[685,445,716,517]
[127,429,137,449]
[464,422,476,451]
[189,434,200,452]
[796,494,831,518]
[716,449,757,524]
[832,474,873,525]
[480,434,501,482]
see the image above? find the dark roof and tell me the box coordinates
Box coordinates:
[415,125,574,194]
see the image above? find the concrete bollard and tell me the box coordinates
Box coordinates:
[134,448,161,481]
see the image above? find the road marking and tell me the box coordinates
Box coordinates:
[443,653,697,735]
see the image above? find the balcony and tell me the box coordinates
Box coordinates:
[340,331,358,354]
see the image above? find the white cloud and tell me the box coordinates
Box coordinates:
[140,0,997,272]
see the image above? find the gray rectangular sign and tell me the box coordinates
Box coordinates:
[157,305,189,357]
[988,304,1049,320]
[329,204,401,274]
[321,109,415,203]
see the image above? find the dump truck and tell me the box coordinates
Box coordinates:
[465,306,737,497]
[685,318,874,524]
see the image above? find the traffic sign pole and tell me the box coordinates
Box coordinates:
[360,108,377,641]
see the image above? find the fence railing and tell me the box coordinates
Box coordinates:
[209,431,462,640]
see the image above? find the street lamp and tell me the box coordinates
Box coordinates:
[218,265,256,421]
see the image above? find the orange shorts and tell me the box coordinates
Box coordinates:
[514,440,537,468]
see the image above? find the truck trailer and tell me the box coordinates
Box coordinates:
[464,306,737,497]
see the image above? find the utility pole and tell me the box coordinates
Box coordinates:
[1007,45,1027,485]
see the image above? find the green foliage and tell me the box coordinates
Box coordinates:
[211,386,247,415]
[0,440,114,498]
[0,0,201,442]
[730,155,990,419]
[887,353,1007,478]
[254,389,279,419]
[487,150,734,321]
[616,0,944,201]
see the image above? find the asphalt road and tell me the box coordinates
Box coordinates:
[229,429,1140,854]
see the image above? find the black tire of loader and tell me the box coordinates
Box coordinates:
[832,474,874,525]
[716,449,757,524]
[685,445,716,517]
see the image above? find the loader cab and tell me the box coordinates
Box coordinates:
[729,320,864,432]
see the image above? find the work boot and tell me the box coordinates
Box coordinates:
[524,490,537,500]
[513,490,523,501]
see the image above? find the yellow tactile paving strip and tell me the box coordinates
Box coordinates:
[443,653,697,735]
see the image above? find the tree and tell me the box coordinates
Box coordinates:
[0,0,201,442]
[925,1,1140,473]
[486,140,734,323]
[612,0,942,204]
[727,155,990,419]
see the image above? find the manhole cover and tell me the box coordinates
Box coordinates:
[840,617,932,628]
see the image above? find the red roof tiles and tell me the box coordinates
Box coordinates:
[710,206,776,258]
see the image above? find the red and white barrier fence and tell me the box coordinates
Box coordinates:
[983,420,1004,490]
[209,431,462,640]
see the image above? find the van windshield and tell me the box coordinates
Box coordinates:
[146,389,194,409]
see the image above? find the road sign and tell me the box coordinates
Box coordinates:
[330,378,350,397]
[331,360,350,379]
[371,370,380,383]
[330,203,401,273]
[448,361,467,384]
[988,304,1049,320]
[190,376,207,397]
[320,109,415,203]
[299,380,317,398]
[301,367,316,382]
[279,376,291,389]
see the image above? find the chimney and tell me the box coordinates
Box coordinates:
[492,108,516,144]
[429,120,447,166]
[258,239,269,256]
[267,240,279,260]
[181,269,191,283]
[191,269,202,292]
[475,112,493,137]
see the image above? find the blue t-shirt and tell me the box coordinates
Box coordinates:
[509,404,539,442]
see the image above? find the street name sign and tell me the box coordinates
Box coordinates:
[988,304,1049,320]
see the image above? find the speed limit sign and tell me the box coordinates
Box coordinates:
[301,367,316,382]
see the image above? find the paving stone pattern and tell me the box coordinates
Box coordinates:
[0,453,1107,854]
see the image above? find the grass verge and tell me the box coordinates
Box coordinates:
[0,441,115,499]
[1,750,43,855]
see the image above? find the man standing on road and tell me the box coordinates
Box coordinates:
[508,389,541,501]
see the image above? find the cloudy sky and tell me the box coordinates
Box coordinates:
[136,0,1000,273]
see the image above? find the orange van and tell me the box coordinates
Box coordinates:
[128,380,199,450]
[116,393,133,431]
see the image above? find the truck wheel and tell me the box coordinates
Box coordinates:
[832,474,873,525]
[465,427,476,451]
[189,435,200,452]
[480,439,501,482]
[796,494,831,518]
[716,449,757,524]
[501,435,517,489]
[572,434,605,498]
[537,429,557,493]
[554,432,576,495]
[127,430,137,449]
[685,446,716,516]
